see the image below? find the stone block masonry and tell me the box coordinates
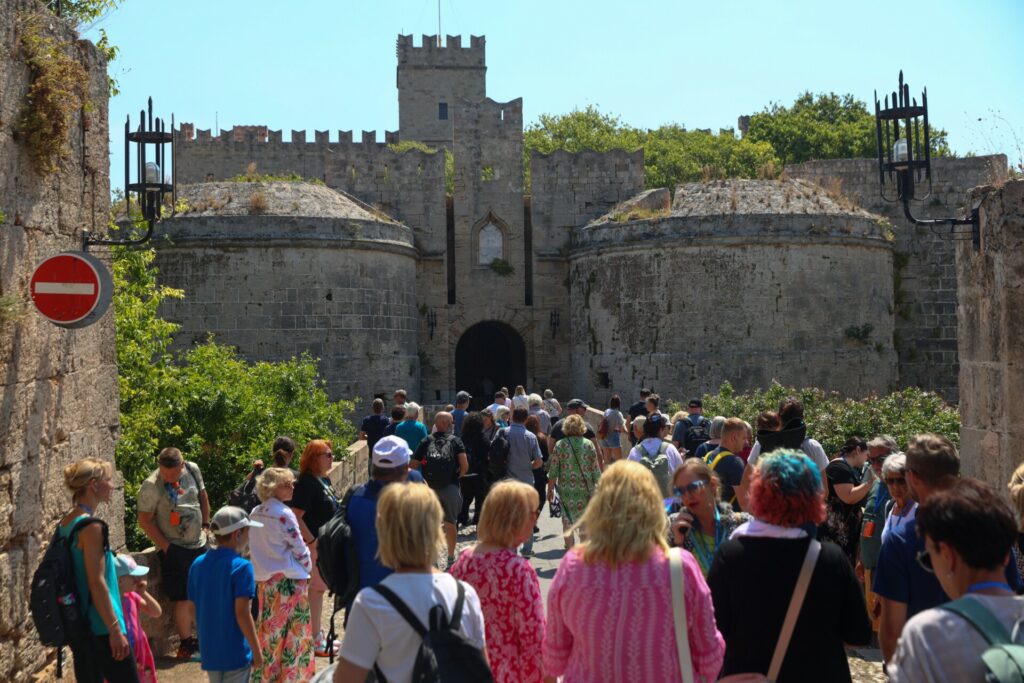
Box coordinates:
[956,179,1024,489]
[0,1,122,679]
[787,156,1007,402]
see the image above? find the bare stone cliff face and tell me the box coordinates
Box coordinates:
[0,1,120,679]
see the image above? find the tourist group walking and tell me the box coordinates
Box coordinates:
[51,383,1024,683]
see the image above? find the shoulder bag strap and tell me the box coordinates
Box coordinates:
[371,585,428,637]
[942,597,1012,645]
[568,439,591,495]
[669,547,695,683]
[766,539,821,682]
[448,580,465,631]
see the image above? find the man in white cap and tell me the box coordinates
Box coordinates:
[347,435,417,593]
[187,506,264,681]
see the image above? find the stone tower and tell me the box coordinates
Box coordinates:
[397,34,486,148]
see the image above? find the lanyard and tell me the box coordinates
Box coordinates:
[690,508,723,572]
[872,483,888,516]
[967,581,1013,594]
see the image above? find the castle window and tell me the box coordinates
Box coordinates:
[439,102,448,120]
[478,223,503,265]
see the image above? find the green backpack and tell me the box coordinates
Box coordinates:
[942,597,1024,683]
[637,441,672,497]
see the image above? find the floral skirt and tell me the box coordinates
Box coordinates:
[251,573,315,683]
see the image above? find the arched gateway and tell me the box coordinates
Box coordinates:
[455,321,527,410]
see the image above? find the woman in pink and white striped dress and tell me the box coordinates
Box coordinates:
[544,460,725,682]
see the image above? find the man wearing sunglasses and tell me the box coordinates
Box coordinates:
[856,435,899,633]
[873,433,1022,664]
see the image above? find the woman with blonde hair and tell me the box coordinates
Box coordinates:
[547,414,602,549]
[58,457,139,682]
[249,467,314,682]
[669,460,751,577]
[512,385,530,410]
[452,481,546,683]
[289,439,339,656]
[333,483,490,683]
[1007,462,1024,577]
[544,461,724,682]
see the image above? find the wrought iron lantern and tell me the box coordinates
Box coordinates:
[875,71,979,247]
[83,97,176,250]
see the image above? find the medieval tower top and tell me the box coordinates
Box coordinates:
[397,34,487,149]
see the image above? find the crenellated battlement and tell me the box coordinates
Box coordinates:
[396,34,485,67]
[177,124,404,148]
[456,98,523,129]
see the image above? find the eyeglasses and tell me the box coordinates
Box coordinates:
[916,549,934,574]
[885,477,907,487]
[673,480,707,497]
[868,456,887,464]
[322,452,334,457]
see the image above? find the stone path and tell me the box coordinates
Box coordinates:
[155,505,885,682]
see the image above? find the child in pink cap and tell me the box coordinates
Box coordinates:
[114,554,161,683]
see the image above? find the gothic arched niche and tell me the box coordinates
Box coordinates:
[473,211,509,266]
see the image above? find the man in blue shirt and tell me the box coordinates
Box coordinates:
[452,391,471,435]
[505,407,544,557]
[874,433,1021,664]
[358,398,391,475]
[347,436,414,600]
[187,506,263,681]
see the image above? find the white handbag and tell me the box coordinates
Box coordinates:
[669,546,696,683]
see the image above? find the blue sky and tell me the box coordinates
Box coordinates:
[83,0,1023,191]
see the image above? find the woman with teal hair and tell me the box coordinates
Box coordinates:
[707,451,871,682]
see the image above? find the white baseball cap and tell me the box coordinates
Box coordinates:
[210,506,264,535]
[372,435,411,468]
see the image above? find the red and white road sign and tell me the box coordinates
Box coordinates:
[30,252,113,328]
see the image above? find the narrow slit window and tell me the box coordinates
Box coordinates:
[439,102,448,120]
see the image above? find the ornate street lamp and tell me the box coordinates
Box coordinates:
[83,97,176,251]
[875,71,979,248]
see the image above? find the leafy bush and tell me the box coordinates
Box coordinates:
[113,234,355,551]
[667,381,959,457]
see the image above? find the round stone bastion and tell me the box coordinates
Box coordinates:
[153,181,420,402]
[568,178,897,398]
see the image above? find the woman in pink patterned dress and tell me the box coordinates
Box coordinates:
[451,480,548,683]
[248,467,316,682]
[544,461,725,683]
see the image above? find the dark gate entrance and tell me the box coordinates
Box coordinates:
[455,321,527,410]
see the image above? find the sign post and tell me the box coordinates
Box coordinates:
[30,252,113,328]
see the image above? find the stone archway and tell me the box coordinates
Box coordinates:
[455,321,527,410]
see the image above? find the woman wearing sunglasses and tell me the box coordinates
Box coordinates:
[668,460,751,577]
[887,478,1024,682]
[880,453,916,544]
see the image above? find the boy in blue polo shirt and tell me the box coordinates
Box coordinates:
[187,506,263,682]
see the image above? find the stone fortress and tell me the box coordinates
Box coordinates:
[161,34,1008,408]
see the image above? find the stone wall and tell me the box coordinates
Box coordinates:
[569,180,897,402]
[154,189,421,405]
[956,179,1024,489]
[397,34,486,149]
[787,156,1007,402]
[0,2,121,679]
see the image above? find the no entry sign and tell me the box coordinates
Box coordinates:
[30,252,113,328]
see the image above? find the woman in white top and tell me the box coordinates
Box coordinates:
[511,385,530,410]
[249,467,315,682]
[888,478,1024,683]
[334,482,489,683]
[880,452,916,543]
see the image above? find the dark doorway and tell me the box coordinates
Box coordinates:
[455,321,527,410]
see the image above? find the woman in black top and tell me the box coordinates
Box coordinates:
[820,436,874,565]
[458,412,491,526]
[707,450,871,682]
[290,439,340,657]
[525,414,549,523]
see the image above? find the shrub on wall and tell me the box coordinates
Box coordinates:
[667,381,959,457]
[113,230,355,551]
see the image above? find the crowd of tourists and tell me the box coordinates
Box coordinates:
[51,384,1024,683]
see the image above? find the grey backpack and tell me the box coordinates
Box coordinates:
[637,441,672,497]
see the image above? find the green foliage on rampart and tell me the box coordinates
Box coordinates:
[113,221,355,550]
[666,381,959,457]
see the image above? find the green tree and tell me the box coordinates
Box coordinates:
[113,231,355,550]
[746,92,950,165]
[48,0,121,25]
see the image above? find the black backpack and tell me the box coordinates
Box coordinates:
[30,516,108,677]
[228,464,263,512]
[317,484,361,662]
[683,417,712,456]
[487,428,510,482]
[422,436,457,489]
[371,581,493,683]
